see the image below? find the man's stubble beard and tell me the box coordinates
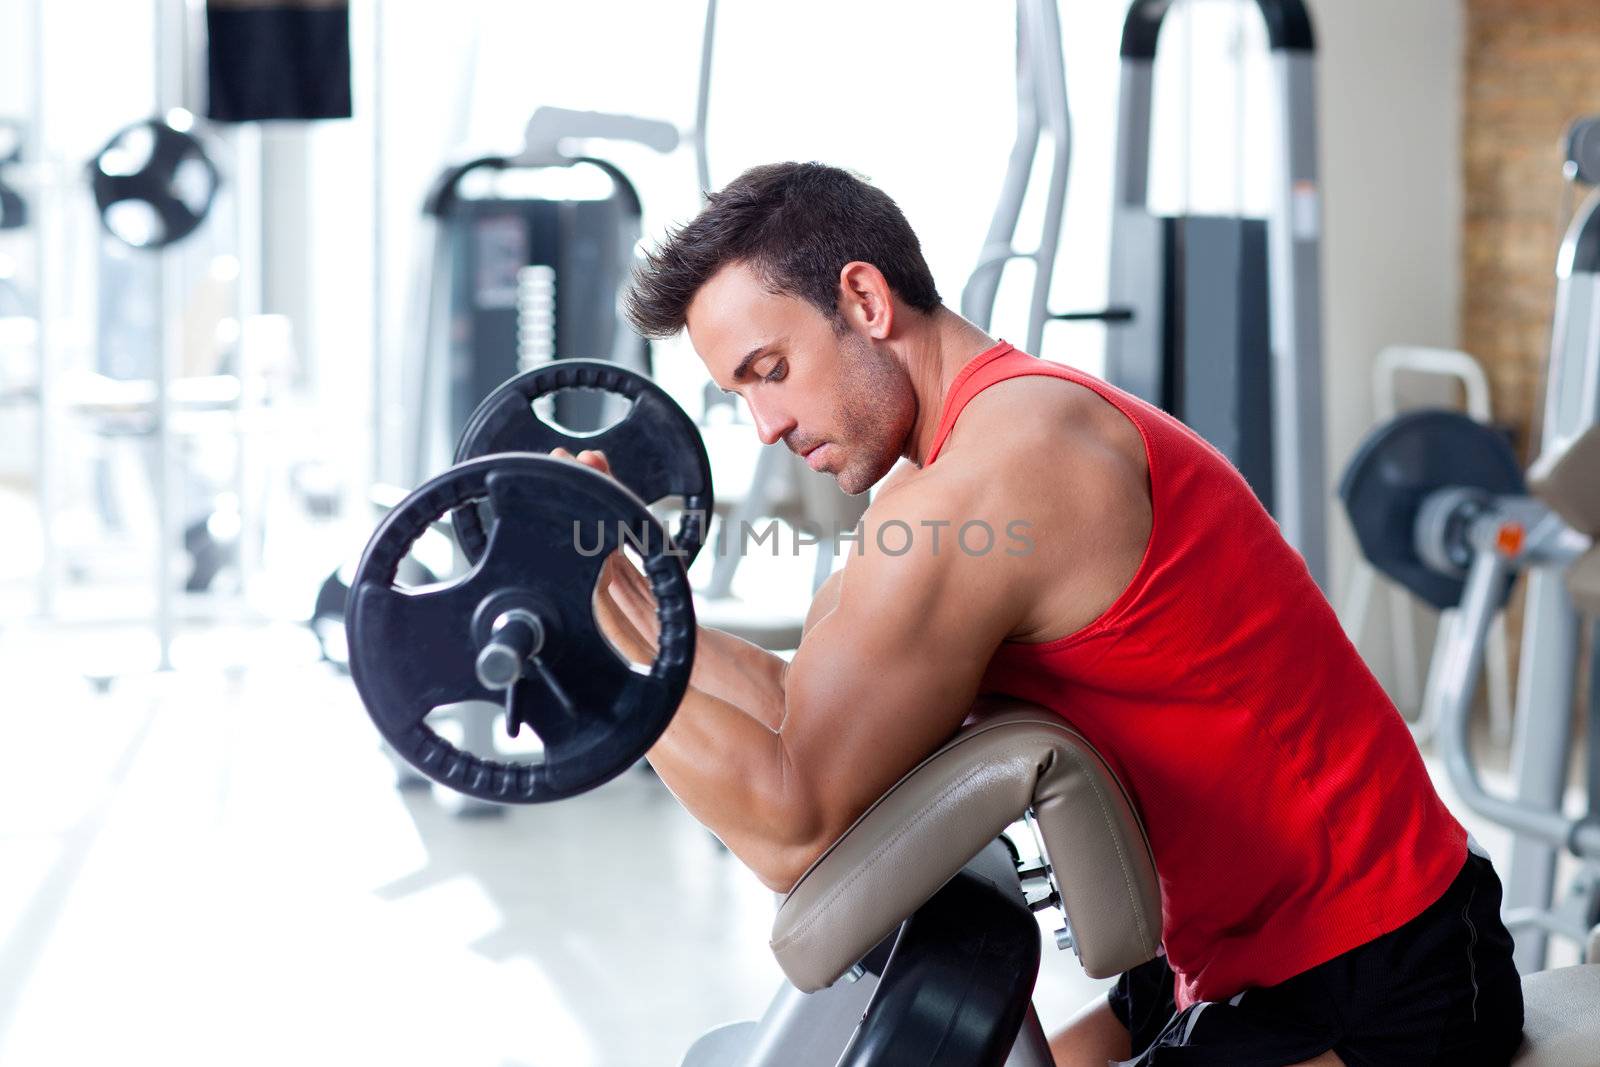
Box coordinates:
[831,332,915,495]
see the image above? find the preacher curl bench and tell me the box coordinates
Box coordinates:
[684,701,1600,1066]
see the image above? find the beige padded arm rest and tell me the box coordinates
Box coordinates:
[1513,966,1600,1066]
[1529,425,1600,536]
[769,701,1162,992]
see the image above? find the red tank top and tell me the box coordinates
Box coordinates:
[928,343,1466,1008]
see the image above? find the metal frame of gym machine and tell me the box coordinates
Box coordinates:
[1427,172,1600,972]
[18,0,264,673]
[1105,0,1327,589]
[404,112,676,490]
[1340,126,1600,974]
[958,0,1070,358]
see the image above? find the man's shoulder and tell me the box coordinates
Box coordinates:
[948,369,1126,452]
[855,362,1149,570]
[860,458,986,536]
[836,453,1038,643]
[931,369,1147,506]
[900,366,1153,641]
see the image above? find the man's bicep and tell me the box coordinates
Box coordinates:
[779,543,1022,836]
[801,567,844,640]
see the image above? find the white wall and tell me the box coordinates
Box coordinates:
[1310,0,1463,684]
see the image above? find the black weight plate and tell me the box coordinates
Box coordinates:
[0,117,21,166]
[89,119,219,250]
[1339,409,1526,610]
[839,870,1041,1067]
[453,360,713,563]
[1566,115,1600,185]
[312,557,439,671]
[0,180,23,231]
[346,454,695,804]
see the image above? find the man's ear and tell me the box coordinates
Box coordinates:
[837,261,895,340]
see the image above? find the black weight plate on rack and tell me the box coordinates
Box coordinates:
[1339,409,1526,610]
[88,118,219,250]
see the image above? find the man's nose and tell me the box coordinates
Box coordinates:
[748,399,797,447]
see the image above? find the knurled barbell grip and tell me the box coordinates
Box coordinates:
[476,610,545,691]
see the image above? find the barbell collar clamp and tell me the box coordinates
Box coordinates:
[476,609,546,691]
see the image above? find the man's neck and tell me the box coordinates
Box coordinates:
[900,308,999,467]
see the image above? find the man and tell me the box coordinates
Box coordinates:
[575,162,1523,1065]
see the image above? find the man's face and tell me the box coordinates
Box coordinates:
[686,262,914,495]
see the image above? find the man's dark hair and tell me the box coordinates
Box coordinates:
[624,161,941,339]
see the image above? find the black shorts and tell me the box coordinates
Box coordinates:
[1108,846,1525,1066]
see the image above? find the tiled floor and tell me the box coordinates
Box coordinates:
[0,619,1111,1067]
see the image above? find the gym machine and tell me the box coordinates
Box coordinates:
[1338,346,1515,745]
[18,112,232,670]
[405,108,678,489]
[959,0,1071,360]
[9,0,275,671]
[84,116,238,668]
[1106,0,1326,588]
[1341,115,1600,972]
[960,0,1327,588]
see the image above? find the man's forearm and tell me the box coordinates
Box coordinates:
[680,566,844,730]
[595,556,826,885]
[688,625,789,730]
[596,566,787,730]
[597,551,790,729]
[646,684,820,891]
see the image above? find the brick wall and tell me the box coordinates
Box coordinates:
[1461,3,1600,710]
[1463,0,1600,451]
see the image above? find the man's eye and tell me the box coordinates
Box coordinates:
[763,360,788,383]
